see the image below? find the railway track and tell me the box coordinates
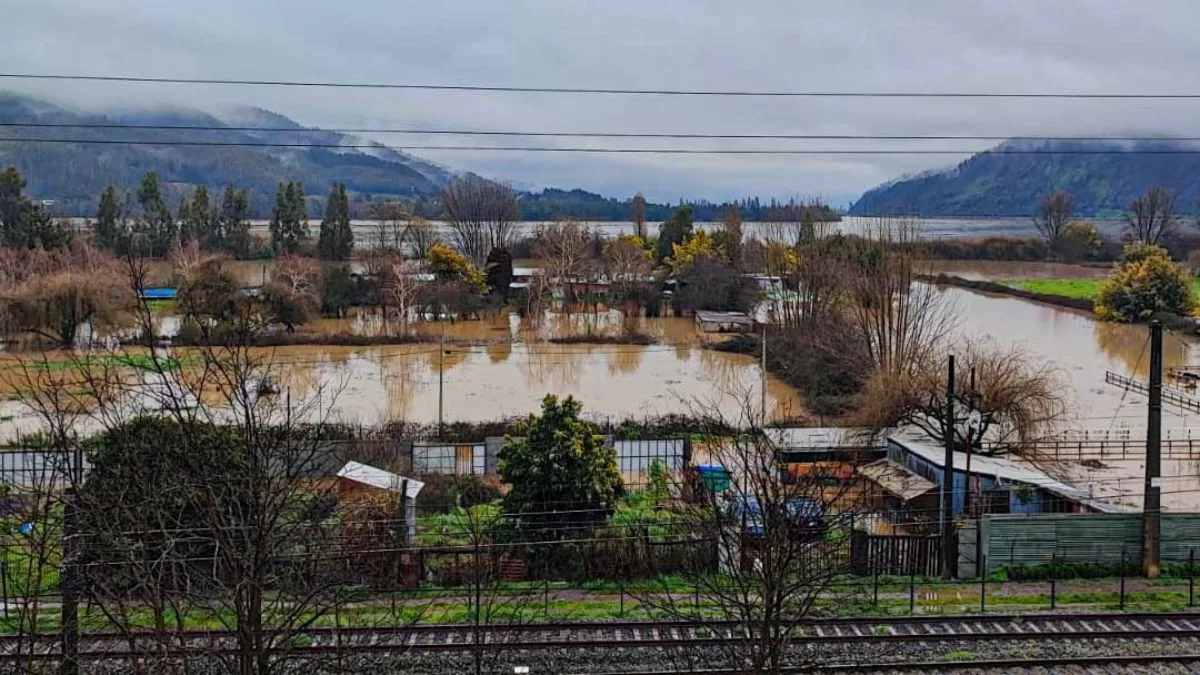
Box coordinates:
[3,611,1200,661]
[583,654,1200,674]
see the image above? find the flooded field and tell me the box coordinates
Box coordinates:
[935,278,1200,511]
[0,337,803,440]
[11,257,1200,507]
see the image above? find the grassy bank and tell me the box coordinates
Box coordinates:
[1010,278,1200,302]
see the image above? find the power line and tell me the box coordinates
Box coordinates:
[12,136,1200,155]
[5,122,1200,143]
[5,73,1200,99]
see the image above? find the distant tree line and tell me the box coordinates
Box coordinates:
[404,188,843,224]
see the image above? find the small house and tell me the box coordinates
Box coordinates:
[694,310,754,333]
[767,427,886,483]
[857,458,939,531]
[510,266,537,291]
[886,434,1132,516]
[336,461,425,539]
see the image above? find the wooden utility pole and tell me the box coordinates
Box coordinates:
[1143,321,1163,577]
[941,355,956,579]
[60,441,85,675]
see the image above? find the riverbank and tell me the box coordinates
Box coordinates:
[1010,278,1200,302]
[924,274,1096,312]
[925,274,1200,333]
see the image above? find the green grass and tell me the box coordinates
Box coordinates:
[1008,278,1104,300]
[1,354,197,373]
[1010,277,1200,302]
[143,299,176,312]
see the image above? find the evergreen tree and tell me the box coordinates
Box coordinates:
[217,186,251,257]
[269,182,287,251]
[180,185,212,246]
[0,166,69,249]
[485,247,514,300]
[135,171,176,256]
[270,181,308,254]
[655,205,694,265]
[94,186,124,252]
[0,166,28,247]
[317,183,353,260]
[498,395,623,540]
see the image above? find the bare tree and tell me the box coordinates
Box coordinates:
[4,255,398,675]
[843,218,955,379]
[631,192,647,241]
[263,254,321,332]
[534,220,590,312]
[380,254,420,336]
[442,174,521,265]
[0,427,72,673]
[1126,186,1179,245]
[858,340,1068,458]
[633,393,865,674]
[760,237,847,329]
[1033,190,1073,250]
[368,201,410,252]
[403,214,438,261]
[0,243,132,346]
[604,236,653,337]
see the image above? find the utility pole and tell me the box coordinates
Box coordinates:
[1143,320,1163,578]
[760,324,767,426]
[941,354,956,580]
[438,321,446,441]
[60,440,84,675]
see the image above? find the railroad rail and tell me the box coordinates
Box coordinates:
[4,611,1200,661]
[583,654,1200,674]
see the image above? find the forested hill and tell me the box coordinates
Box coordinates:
[0,92,843,221]
[0,92,453,215]
[849,139,1200,217]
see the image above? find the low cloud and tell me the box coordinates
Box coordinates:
[4,0,1199,203]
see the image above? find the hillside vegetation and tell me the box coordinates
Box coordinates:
[850,140,1200,217]
[0,92,448,215]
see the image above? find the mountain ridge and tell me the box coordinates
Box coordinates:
[849,139,1200,217]
[0,91,451,215]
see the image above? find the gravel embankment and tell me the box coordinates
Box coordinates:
[6,637,1200,674]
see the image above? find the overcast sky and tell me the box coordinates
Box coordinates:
[5,0,1200,204]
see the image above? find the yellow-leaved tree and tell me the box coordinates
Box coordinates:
[427,242,486,291]
[1095,244,1195,322]
[668,229,723,273]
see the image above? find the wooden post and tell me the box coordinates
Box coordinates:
[941,355,956,579]
[1143,321,1163,578]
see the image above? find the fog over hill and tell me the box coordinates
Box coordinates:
[850,139,1200,217]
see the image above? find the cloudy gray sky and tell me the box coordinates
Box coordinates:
[5,0,1200,204]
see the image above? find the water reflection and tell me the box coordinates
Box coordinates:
[207,342,804,425]
[945,286,1198,426]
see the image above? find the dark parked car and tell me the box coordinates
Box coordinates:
[724,494,826,539]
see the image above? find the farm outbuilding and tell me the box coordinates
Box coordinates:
[694,310,754,333]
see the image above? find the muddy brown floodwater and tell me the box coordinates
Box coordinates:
[261,340,803,427]
[936,273,1200,512]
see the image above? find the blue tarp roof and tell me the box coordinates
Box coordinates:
[140,288,177,299]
